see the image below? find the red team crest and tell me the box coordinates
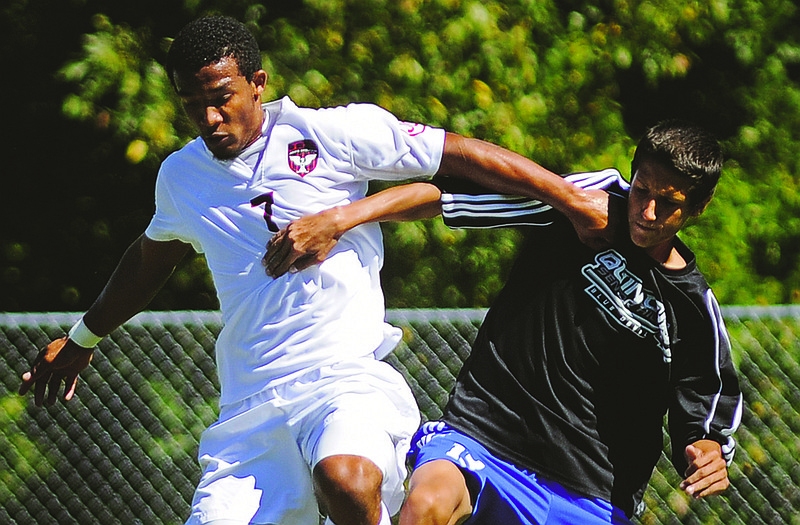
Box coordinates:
[288,139,319,176]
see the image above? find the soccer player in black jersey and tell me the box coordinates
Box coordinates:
[265,120,742,525]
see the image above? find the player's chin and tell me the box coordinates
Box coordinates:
[629,224,660,247]
[205,136,240,159]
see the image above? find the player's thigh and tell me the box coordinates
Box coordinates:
[187,400,318,525]
[293,358,420,514]
[308,403,402,512]
[401,459,473,525]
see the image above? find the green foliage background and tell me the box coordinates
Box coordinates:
[4,0,800,311]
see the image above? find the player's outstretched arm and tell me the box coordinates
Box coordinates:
[19,235,190,406]
[438,132,615,248]
[263,132,619,278]
[263,182,442,277]
[679,440,730,498]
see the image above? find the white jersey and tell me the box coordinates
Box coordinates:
[145,97,445,405]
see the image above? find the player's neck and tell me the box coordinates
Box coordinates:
[646,242,686,270]
[241,111,266,152]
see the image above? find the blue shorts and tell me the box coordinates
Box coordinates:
[408,422,632,525]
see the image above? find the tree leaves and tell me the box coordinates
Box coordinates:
[59,15,181,164]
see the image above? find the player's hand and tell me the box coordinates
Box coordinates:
[18,337,94,407]
[566,189,621,250]
[679,440,730,498]
[263,208,343,277]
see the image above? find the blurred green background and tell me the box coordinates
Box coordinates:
[3,0,800,312]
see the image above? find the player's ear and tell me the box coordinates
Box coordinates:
[251,70,268,99]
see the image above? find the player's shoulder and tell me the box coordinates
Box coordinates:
[158,137,211,180]
[166,136,205,161]
[274,96,388,122]
[271,97,397,144]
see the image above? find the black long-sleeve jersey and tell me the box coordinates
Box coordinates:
[435,170,742,518]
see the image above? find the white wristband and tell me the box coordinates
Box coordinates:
[68,317,103,349]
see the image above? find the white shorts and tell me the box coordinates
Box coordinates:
[185,357,420,525]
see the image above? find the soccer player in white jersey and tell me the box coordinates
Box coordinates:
[18,16,613,525]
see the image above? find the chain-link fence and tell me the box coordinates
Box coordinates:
[2,307,799,524]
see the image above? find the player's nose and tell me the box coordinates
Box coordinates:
[642,199,657,221]
[203,106,224,127]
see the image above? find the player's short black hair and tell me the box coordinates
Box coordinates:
[631,120,723,207]
[166,16,262,88]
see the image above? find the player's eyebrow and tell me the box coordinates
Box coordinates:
[176,76,237,98]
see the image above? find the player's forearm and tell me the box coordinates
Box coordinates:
[262,183,442,277]
[326,182,442,236]
[83,235,188,338]
[438,133,592,219]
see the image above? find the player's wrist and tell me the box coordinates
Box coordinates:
[323,206,349,238]
[67,317,103,349]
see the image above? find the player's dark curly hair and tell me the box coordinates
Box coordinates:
[631,120,723,207]
[166,16,262,88]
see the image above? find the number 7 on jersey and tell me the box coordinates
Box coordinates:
[251,193,279,233]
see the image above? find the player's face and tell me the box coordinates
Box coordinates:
[174,57,267,159]
[627,161,705,261]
